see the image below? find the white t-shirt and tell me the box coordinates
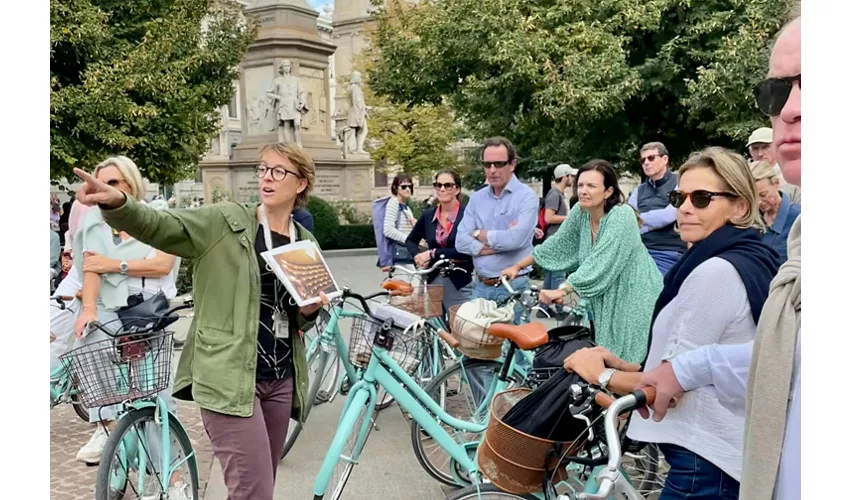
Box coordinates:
[628,258,756,480]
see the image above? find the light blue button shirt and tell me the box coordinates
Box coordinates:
[762,192,801,264]
[455,175,539,278]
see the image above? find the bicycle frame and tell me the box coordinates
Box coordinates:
[49,364,73,407]
[312,338,525,497]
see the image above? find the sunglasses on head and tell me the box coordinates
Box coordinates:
[480,161,510,169]
[433,182,457,190]
[753,74,800,116]
[669,190,738,209]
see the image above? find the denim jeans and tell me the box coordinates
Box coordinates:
[466,275,532,405]
[541,270,565,314]
[648,249,683,277]
[659,443,740,500]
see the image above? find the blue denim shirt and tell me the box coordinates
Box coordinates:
[762,192,801,264]
[455,175,539,278]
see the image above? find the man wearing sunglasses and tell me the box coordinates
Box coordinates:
[636,11,801,500]
[747,126,801,204]
[456,136,539,398]
[627,142,687,276]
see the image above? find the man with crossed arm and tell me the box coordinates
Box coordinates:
[456,136,539,403]
[628,142,686,276]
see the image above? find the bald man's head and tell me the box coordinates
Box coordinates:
[767,16,801,186]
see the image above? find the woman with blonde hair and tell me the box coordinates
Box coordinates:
[564,147,780,500]
[751,160,800,263]
[73,143,326,500]
[72,156,181,473]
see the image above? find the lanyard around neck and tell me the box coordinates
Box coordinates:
[258,204,297,251]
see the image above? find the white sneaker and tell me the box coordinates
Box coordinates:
[75,424,108,464]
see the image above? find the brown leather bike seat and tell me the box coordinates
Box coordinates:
[381,280,413,295]
[488,322,548,350]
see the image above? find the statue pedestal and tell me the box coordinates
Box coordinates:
[202,0,376,211]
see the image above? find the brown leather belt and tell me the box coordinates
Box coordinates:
[477,273,528,287]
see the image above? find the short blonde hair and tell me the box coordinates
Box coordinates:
[259,143,315,208]
[94,156,145,201]
[750,160,780,184]
[679,147,765,232]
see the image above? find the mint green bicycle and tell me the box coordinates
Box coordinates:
[310,281,554,500]
[60,302,197,500]
[283,259,463,458]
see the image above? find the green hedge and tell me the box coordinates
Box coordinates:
[306,195,340,248]
[320,224,376,250]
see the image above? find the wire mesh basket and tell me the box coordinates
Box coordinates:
[59,331,174,409]
[347,314,423,375]
[447,304,506,360]
[389,284,444,318]
[477,389,582,494]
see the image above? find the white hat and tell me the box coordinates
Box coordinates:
[554,163,577,178]
[747,127,773,147]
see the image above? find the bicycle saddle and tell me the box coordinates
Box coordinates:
[488,322,548,350]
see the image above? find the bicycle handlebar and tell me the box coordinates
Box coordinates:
[389,258,468,277]
[578,388,657,500]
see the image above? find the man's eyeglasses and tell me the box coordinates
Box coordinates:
[668,190,738,209]
[641,154,662,164]
[753,74,800,116]
[433,182,457,190]
[480,161,510,169]
[255,165,300,182]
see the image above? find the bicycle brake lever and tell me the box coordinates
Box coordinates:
[530,306,550,318]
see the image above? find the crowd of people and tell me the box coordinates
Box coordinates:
[51,7,801,500]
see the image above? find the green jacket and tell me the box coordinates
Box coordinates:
[102,196,317,420]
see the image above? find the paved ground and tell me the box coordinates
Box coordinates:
[50,250,557,499]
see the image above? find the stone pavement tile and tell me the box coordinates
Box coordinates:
[50,400,213,499]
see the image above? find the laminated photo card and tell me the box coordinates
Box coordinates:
[260,240,343,307]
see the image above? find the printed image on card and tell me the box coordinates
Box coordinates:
[260,240,342,307]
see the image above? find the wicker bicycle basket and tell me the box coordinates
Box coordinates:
[347,314,423,375]
[447,304,505,360]
[389,284,444,318]
[477,388,583,494]
[59,331,174,409]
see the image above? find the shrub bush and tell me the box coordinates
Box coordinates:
[321,224,376,250]
[306,195,340,248]
[176,258,194,296]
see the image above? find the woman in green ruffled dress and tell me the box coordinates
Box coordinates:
[502,160,663,364]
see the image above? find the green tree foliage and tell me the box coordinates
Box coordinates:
[368,0,790,176]
[51,0,256,183]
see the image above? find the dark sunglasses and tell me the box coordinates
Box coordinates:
[433,182,457,190]
[753,74,800,116]
[480,161,510,169]
[641,154,662,164]
[105,179,122,187]
[669,190,739,209]
[398,184,414,191]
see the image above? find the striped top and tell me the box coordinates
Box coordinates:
[383,196,416,244]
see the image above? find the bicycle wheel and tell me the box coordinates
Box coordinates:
[324,393,376,500]
[96,406,199,500]
[283,346,340,459]
[622,442,668,498]
[410,358,508,486]
[446,483,538,500]
[70,392,91,423]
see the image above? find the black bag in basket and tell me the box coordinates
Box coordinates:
[501,370,588,442]
[117,290,176,334]
[533,325,594,371]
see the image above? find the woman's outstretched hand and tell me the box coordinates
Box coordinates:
[74,168,126,209]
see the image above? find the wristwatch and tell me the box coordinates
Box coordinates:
[472,229,481,239]
[598,368,616,391]
[119,260,129,275]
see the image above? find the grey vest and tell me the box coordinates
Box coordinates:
[636,170,687,253]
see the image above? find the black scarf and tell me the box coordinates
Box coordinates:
[643,224,780,366]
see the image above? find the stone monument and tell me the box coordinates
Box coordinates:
[267,59,308,146]
[200,0,375,213]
